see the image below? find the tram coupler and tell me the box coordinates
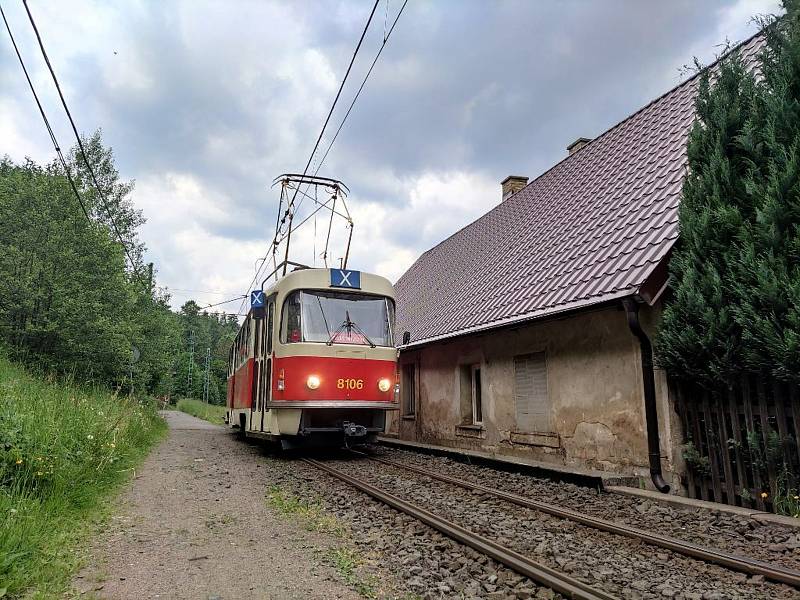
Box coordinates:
[342,421,367,438]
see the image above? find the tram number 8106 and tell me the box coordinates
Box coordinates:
[337,378,364,390]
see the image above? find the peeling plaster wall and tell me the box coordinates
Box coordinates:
[388,304,680,484]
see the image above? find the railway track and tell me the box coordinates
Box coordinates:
[355,451,800,589]
[303,452,800,599]
[304,458,617,600]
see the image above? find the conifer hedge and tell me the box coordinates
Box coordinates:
[657,1,800,386]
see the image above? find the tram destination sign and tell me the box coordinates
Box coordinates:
[330,269,361,289]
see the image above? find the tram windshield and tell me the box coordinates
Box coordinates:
[282,290,394,347]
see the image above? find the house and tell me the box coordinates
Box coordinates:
[387,34,764,492]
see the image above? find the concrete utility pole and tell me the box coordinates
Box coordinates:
[203,347,211,404]
[187,330,195,394]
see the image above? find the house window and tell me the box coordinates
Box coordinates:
[459,364,483,425]
[402,363,416,417]
[514,352,549,432]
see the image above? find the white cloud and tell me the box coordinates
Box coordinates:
[0,0,779,314]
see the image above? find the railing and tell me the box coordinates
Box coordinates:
[673,376,800,511]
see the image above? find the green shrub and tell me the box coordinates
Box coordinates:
[0,354,166,597]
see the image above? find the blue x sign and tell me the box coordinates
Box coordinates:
[250,290,265,308]
[330,269,361,289]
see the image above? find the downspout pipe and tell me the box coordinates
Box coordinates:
[622,297,671,493]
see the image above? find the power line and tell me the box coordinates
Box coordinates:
[238,0,381,314]
[0,2,90,222]
[314,0,409,175]
[200,295,248,310]
[22,0,140,273]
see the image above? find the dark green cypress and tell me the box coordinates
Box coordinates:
[733,3,800,383]
[658,1,800,385]
[656,54,760,385]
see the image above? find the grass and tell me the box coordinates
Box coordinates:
[0,354,166,598]
[326,547,379,599]
[266,485,345,536]
[266,485,383,598]
[176,398,227,424]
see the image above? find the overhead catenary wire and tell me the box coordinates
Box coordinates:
[200,295,248,310]
[22,0,141,274]
[0,2,90,222]
[237,0,381,315]
[313,0,409,176]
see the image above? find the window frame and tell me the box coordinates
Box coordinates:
[279,289,395,347]
[401,362,416,418]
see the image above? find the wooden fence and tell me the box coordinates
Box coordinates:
[673,376,800,511]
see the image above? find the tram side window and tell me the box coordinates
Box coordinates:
[282,293,302,343]
[267,301,274,353]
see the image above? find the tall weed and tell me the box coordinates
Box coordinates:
[0,355,166,597]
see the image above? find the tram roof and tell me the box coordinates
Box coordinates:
[262,267,395,300]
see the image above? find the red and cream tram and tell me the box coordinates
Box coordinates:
[226,266,399,447]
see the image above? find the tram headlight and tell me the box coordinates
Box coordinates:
[378,378,392,392]
[306,375,321,390]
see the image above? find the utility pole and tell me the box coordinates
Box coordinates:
[187,330,195,395]
[203,347,211,404]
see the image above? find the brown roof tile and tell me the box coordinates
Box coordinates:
[395,34,764,347]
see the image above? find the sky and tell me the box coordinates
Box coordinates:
[0,0,781,315]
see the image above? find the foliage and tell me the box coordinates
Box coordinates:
[681,441,711,477]
[171,301,238,404]
[176,398,227,424]
[657,1,800,385]
[0,132,181,392]
[0,352,166,598]
[0,133,239,400]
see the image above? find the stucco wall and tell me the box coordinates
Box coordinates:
[387,304,681,485]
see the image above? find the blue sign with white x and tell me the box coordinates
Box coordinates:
[250,290,265,308]
[330,269,361,289]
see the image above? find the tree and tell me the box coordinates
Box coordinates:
[657,2,800,385]
[656,53,760,384]
[0,133,181,391]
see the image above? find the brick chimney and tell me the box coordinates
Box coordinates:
[567,137,592,155]
[501,175,528,201]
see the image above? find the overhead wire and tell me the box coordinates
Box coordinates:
[22,0,141,274]
[313,0,409,176]
[237,0,381,314]
[0,2,91,222]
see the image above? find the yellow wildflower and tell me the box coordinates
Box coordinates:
[760,492,768,499]
[110,443,115,448]
[15,459,23,465]
[36,471,43,476]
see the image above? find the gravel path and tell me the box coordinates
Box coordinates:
[369,447,800,571]
[316,456,796,599]
[72,411,362,600]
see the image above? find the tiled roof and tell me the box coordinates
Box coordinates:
[395,34,764,347]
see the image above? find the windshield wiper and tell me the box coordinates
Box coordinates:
[326,310,376,348]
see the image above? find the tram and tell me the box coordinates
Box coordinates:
[226,264,399,448]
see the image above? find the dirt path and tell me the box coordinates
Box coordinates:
[73,411,361,600]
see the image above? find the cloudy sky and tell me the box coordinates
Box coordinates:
[0,0,780,314]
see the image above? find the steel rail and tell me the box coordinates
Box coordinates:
[303,458,618,600]
[360,453,800,588]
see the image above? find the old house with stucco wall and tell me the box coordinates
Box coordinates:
[386,35,764,493]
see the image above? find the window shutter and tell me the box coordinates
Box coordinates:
[514,352,549,432]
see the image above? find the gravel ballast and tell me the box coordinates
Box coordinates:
[310,455,796,600]
[371,446,800,571]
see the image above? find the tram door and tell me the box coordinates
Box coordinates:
[256,300,274,432]
[250,316,261,432]
[258,296,275,431]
